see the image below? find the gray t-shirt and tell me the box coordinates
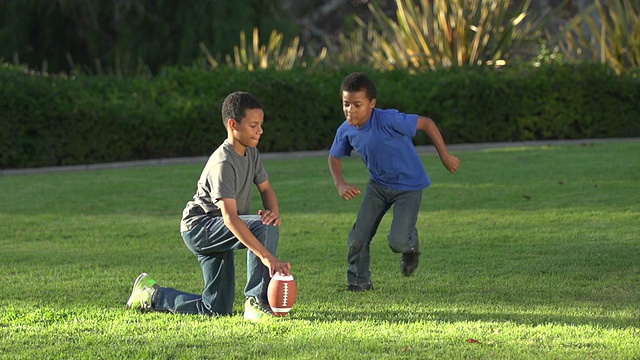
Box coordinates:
[180,140,268,232]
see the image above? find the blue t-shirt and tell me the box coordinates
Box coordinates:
[329,108,431,191]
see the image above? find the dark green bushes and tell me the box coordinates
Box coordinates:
[378,64,640,145]
[1,63,639,169]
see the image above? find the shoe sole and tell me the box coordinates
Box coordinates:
[347,284,374,292]
[244,309,285,322]
[401,263,418,276]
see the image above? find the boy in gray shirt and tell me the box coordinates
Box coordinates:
[126,91,291,322]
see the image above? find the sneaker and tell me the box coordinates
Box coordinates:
[125,272,158,311]
[347,282,374,292]
[244,296,281,322]
[401,247,420,277]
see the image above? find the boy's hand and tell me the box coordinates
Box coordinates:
[258,210,281,226]
[441,154,461,173]
[263,255,291,277]
[337,183,361,200]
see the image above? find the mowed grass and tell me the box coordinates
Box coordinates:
[0,141,638,359]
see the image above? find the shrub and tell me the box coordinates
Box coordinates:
[327,0,545,71]
[1,63,638,169]
[200,28,327,71]
[560,0,640,75]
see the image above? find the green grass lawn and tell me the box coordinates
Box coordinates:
[0,141,638,359]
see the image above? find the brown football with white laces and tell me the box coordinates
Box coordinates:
[267,273,297,316]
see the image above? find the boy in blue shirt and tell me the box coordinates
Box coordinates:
[328,72,460,292]
[126,91,291,321]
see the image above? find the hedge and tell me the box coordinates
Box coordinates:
[1,63,639,169]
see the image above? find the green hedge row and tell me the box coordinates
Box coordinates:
[1,63,639,169]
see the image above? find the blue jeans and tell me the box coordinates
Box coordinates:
[153,215,279,316]
[347,180,422,285]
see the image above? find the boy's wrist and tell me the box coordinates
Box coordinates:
[334,180,347,187]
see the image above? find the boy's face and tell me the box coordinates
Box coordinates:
[342,90,376,128]
[229,108,264,151]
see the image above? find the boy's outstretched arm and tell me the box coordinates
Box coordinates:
[417,116,460,173]
[328,155,361,200]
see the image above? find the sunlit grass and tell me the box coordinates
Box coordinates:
[0,141,638,359]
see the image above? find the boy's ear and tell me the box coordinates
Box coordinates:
[228,118,237,130]
[370,98,377,108]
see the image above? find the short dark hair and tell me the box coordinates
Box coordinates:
[221,91,263,126]
[340,72,377,100]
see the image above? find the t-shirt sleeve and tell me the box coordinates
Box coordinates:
[329,124,353,158]
[391,111,419,137]
[253,151,269,185]
[209,160,236,200]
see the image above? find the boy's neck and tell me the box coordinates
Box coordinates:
[226,137,247,156]
[357,109,374,128]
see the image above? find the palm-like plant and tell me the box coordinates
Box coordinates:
[201,28,326,71]
[337,0,544,71]
[324,23,376,67]
[559,0,640,75]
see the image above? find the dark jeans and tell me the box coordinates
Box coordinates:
[153,215,278,316]
[347,180,422,285]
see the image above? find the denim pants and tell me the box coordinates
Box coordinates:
[152,215,279,316]
[347,180,422,285]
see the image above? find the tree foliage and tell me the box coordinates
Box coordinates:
[0,0,297,75]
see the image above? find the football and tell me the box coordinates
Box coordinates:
[267,273,297,316]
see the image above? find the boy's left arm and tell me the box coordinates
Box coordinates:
[417,116,460,173]
[257,180,281,225]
